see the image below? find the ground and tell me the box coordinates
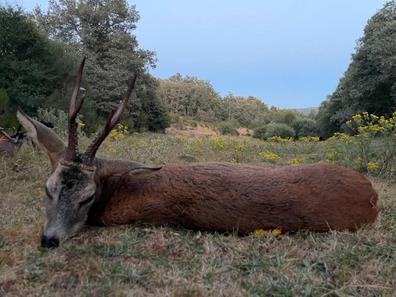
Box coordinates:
[0,134,395,297]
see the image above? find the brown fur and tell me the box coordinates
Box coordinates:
[88,162,379,234]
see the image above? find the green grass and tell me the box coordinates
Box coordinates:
[1,134,395,296]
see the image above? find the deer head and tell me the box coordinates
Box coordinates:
[17,59,161,248]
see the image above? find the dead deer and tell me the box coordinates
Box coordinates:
[17,59,379,248]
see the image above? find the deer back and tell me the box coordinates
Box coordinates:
[89,162,379,234]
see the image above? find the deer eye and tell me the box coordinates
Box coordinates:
[79,194,95,207]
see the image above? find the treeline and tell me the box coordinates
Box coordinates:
[0,1,317,138]
[1,0,395,139]
[0,2,169,133]
[317,1,396,138]
[158,74,317,138]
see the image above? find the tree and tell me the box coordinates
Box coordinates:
[0,6,73,126]
[317,1,396,138]
[158,74,223,121]
[0,88,15,127]
[222,94,270,127]
[34,0,169,132]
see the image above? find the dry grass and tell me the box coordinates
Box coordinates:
[0,134,395,297]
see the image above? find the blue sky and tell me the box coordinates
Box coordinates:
[5,0,390,108]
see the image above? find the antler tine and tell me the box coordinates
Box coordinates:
[65,58,86,161]
[82,74,137,165]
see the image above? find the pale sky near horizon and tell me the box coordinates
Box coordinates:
[2,0,390,108]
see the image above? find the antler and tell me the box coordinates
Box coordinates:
[82,74,137,165]
[65,58,86,161]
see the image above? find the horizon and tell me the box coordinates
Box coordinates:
[2,0,390,108]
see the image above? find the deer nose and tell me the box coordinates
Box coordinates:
[41,235,59,249]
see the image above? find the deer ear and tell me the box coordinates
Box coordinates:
[17,109,66,167]
[126,165,163,176]
[98,159,162,179]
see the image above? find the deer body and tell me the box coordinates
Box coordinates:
[90,162,378,234]
[16,59,380,248]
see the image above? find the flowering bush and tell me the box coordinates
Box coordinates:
[287,158,301,165]
[326,111,396,179]
[259,151,280,162]
[109,123,129,140]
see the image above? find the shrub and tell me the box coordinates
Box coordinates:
[254,123,295,140]
[217,121,239,136]
[253,126,267,140]
[37,108,84,138]
[265,122,295,139]
[292,117,318,137]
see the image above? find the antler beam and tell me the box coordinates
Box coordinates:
[65,58,86,161]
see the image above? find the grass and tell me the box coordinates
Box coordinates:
[0,133,395,296]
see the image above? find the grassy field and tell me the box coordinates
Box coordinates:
[0,134,395,296]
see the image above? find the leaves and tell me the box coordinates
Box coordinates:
[317,1,396,138]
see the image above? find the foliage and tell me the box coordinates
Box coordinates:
[0,88,16,128]
[252,126,267,140]
[109,123,129,140]
[217,121,239,136]
[291,117,318,138]
[267,109,297,126]
[258,151,279,162]
[0,6,73,125]
[158,74,223,121]
[126,74,170,132]
[317,1,396,137]
[263,122,295,139]
[222,94,270,128]
[34,0,169,132]
[325,111,396,178]
[0,88,9,111]
[37,108,84,139]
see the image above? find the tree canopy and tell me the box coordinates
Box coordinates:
[317,1,396,138]
[0,6,72,128]
[34,0,169,132]
[158,74,223,122]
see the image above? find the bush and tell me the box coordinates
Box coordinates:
[217,121,239,136]
[253,126,267,140]
[37,108,85,138]
[254,123,295,139]
[292,117,318,137]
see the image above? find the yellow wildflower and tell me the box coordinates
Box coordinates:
[210,137,226,151]
[254,228,282,237]
[254,229,271,236]
[288,158,300,165]
[259,151,280,162]
[271,228,282,237]
[367,162,378,171]
[327,150,337,162]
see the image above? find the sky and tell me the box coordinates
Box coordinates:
[3,0,390,108]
